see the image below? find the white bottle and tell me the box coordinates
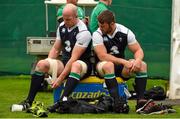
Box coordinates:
[11,104,24,112]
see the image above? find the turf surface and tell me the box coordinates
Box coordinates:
[0,75,180,118]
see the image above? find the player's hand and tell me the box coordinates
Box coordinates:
[124,60,133,69]
[51,78,62,89]
[130,59,142,72]
[122,60,133,74]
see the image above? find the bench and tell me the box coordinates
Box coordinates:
[53,76,129,102]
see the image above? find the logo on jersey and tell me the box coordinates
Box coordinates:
[78,42,83,46]
[65,40,71,52]
[74,32,77,36]
[110,46,119,54]
[62,28,66,33]
[103,36,109,41]
[119,37,122,42]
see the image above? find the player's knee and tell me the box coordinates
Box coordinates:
[141,61,147,72]
[102,61,114,73]
[35,59,49,72]
[71,61,82,71]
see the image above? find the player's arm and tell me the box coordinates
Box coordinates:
[48,26,62,59]
[92,31,131,68]
[128,42,144,61]
[52,30,91,88]
[48,40,61,59]
[128,42,144,72]
[127,29,144,71]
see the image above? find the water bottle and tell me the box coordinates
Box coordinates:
[11,104,24,112]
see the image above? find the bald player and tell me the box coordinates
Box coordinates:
[15,4,92,112]
[56,0,85,24]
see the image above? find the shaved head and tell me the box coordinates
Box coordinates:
[62,3,78,28]
[63,3,77,18]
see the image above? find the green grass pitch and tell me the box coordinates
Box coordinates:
[0,75,180,118]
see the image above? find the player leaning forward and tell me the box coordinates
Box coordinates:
[92,10,149,113]
[14,3,92,111]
